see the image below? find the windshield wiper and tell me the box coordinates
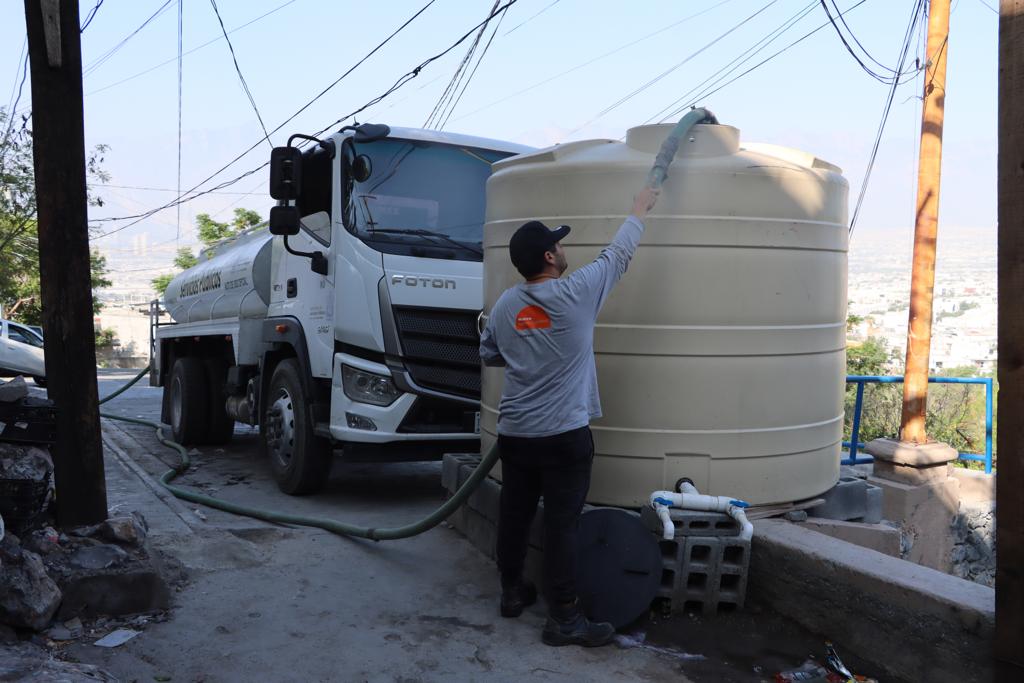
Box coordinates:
[370,228,483,257]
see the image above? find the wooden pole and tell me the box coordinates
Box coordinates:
[23,0,108,527]
[996,1,1024,673]
[900,0,951,443]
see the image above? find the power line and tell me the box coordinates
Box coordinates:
[90,183,257,195]
[85,0,299,98]
[975,0,997,14]
[818,0,918,85]
[568,0,780,137]
[91,0,515,239]
[849,0,927,236]
[438,3,510,129]
[657,0,879,123]
[208,0,273,147]
[83,0,176,77]
[645,0,819,125]
[176,0,184,247]
[424,1,500,129]
[503,0,560,35]
[80,0,105,32]
[449,0,733,124]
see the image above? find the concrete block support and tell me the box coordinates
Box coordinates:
[807,476,883,522]
[750,519,994,683]
[868,475,960,571]
[656,535,750,616]
[801,517,901,557]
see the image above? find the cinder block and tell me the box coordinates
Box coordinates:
[863,483,883,524]
[809,476,868,521]
[655,534,750,616]
[639,505,741,538]
[441,453,463,493]
[467,474,502,523]
[455,454,483,489]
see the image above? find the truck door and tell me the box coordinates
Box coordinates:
[269,143,336,379]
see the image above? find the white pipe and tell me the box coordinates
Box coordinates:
[649,485,753,542]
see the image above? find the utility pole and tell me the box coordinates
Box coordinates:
[996,2,1024,674]
[23,0,108,527]
[899,0,951,443]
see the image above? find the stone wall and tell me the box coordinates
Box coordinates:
[950,501,996,587]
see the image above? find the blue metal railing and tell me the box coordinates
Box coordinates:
[843,375,994,473]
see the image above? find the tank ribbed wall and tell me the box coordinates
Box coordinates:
[482,123,849,506]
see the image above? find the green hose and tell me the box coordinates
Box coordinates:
[98,367,499,541]
[645,107,717,190]
[95,109,714,539]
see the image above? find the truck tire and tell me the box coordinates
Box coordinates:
[264,358,331,495]
[169,357,209,445]
[203,358,234,445]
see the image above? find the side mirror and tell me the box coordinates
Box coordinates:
[269,205,300,236]
[269,146,303,200]
[352,154,373,183]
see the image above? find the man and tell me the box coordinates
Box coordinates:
[479,186,660,647]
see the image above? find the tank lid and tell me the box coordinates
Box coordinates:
[626,123,739,158]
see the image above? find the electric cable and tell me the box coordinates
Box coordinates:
[818,0,919,85]
[655,0,885,123]
[176,0,184,247]
[645,0,819,125]
[92,0,518,240]
[208,0,273,148]
[424,0,500,129]
[503,0,560,35]
[85,0,299,98]
[80,0,105,32]
[92,0,441,234]
[448,0,732,124]
[849,0,927,236]
[566,0,779,138]
[437,3,508,130]
[83,0,176,77]
[822,0,897,74]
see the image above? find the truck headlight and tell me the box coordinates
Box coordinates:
[342,365,401,407]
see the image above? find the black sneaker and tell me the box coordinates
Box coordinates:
[500,578,537,618]
[541,600,615,647]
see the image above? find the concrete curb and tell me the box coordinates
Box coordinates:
[750,518,994,683]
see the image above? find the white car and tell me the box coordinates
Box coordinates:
[0,319,46,386]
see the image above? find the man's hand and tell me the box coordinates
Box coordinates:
[631,187,660,220]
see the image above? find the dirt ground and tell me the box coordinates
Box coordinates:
[9,370,888,682]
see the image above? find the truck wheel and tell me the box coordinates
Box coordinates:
[204,358,234,445]
[169,357,209,445]
[264,358,331,495]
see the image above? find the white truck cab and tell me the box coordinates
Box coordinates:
[153,123,532,494]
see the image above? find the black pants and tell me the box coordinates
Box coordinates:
[496,425,594,606]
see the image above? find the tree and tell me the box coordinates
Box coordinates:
[0,107,111,325]
[151,209,262,296]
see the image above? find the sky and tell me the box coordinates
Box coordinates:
[0,0,1000,278]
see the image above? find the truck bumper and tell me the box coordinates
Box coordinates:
[329,352,479,447]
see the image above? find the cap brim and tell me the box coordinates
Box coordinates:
[551,225,571,242]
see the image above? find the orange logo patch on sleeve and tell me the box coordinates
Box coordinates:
[515,305,552,330]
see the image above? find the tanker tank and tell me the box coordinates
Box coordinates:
[481,122,849,507]
[164,227,273,324]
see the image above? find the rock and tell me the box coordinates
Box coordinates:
[69,544,129,571]
[0,535,62,631]
[0,443,52,481]
[46,624,73,641]
[0,376,29,402]
[23,527,59,555]
[64,616,83,637]
[0,642,119,681]
[73,513,147,547]
[783,510,808,522]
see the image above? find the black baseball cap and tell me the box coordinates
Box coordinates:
[509,221,571,276]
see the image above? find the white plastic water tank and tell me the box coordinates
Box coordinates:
[481,122,849,506]
[165,228,273,323]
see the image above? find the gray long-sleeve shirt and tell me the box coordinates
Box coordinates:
[480,216,645,437]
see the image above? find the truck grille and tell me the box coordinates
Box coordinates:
[392,307,480,399]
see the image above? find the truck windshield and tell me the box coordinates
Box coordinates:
[344,139,512,261]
